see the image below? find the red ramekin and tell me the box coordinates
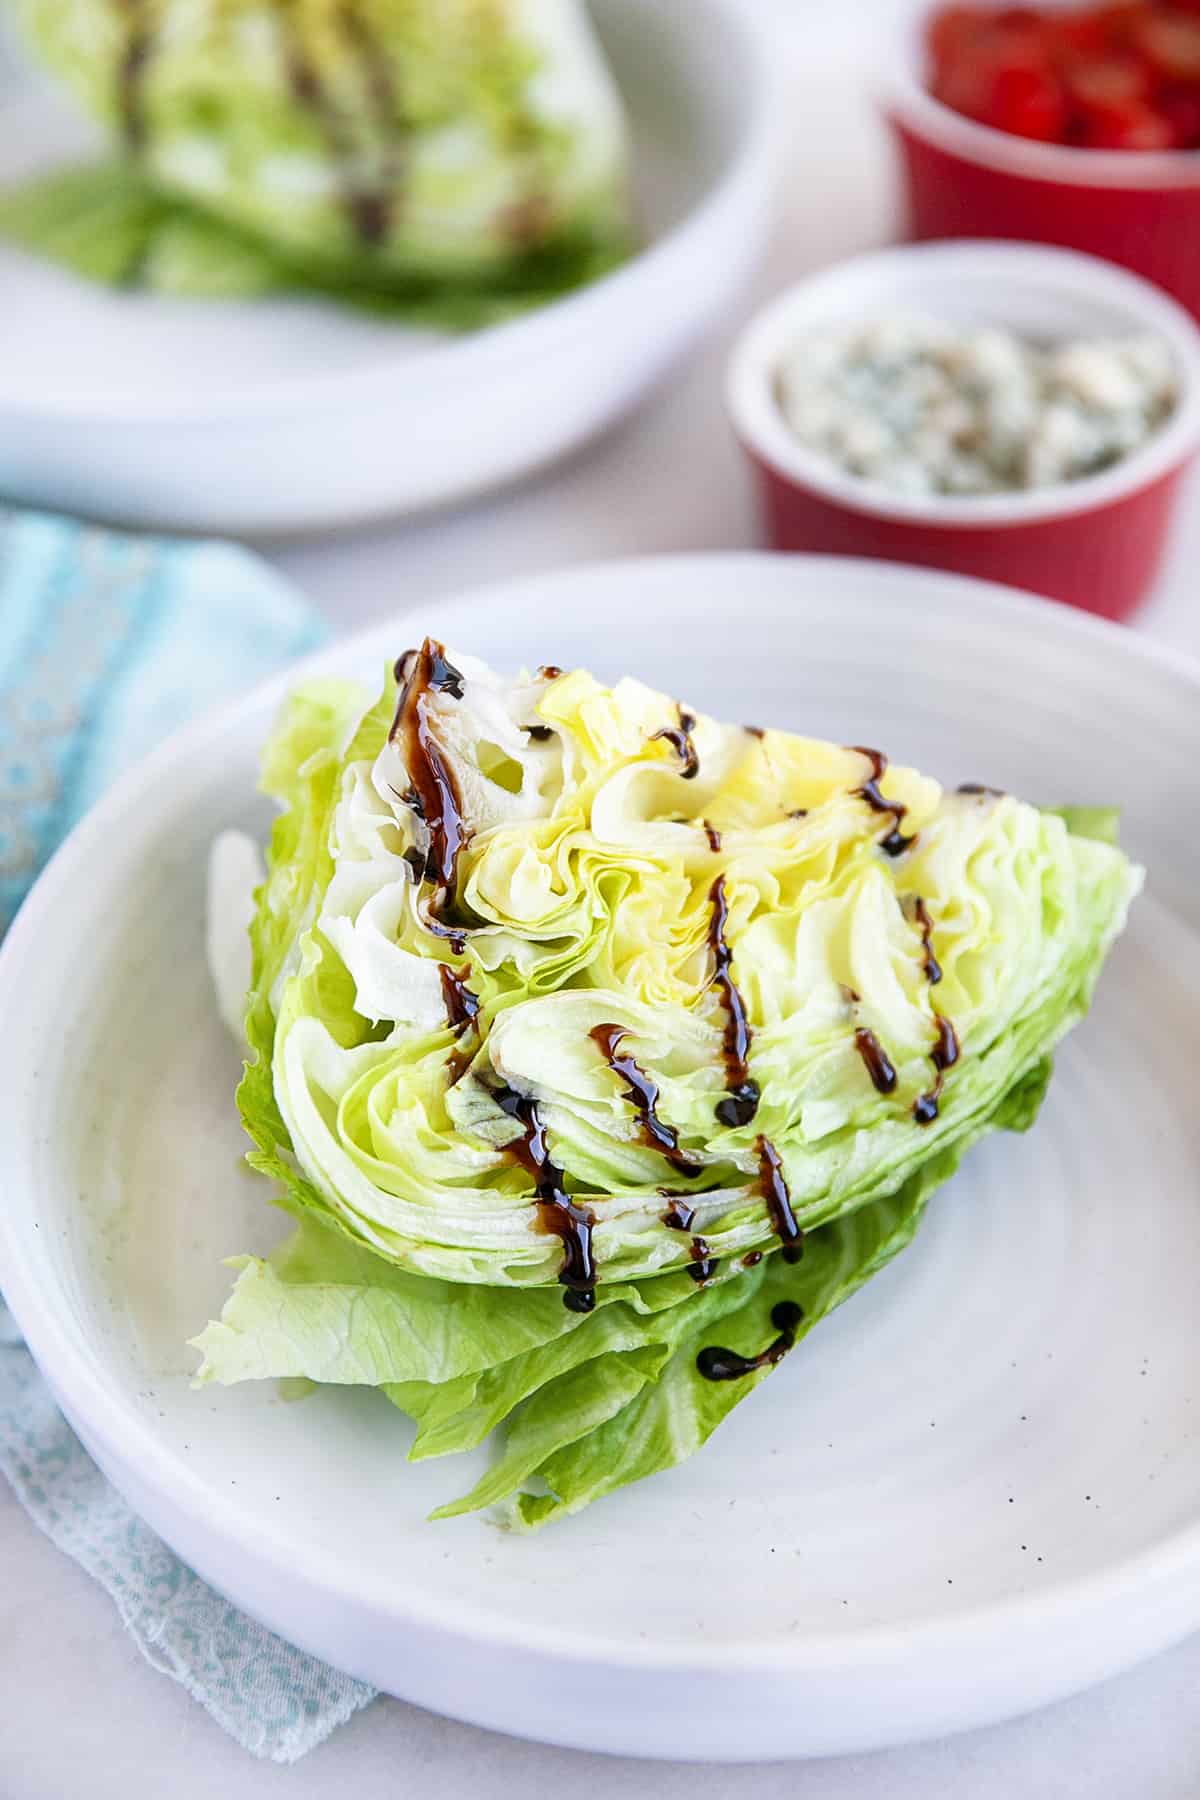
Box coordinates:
[726,242,1200,621]
[881,0,1200,320]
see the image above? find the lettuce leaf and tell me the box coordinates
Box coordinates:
[0,159,627,328]
[194,1141,957,1525]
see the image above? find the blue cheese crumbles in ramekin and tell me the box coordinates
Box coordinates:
[774,315,1179,498]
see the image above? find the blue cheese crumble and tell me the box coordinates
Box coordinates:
[775,315,1178,497]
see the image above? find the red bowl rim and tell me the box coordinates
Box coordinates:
[881,0,1200,191]
[737,436,1182,536]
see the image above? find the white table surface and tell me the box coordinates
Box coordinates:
[6,5,1200,1796]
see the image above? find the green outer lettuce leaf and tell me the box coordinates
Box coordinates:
[1045,805,1121,847]
[0,161,172,285]
[192,1208,741,1392]
[193,1134,983,1525]
[0,160,627,328]
[483,1149,950,1530]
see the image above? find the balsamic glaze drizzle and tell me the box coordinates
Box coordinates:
[742,1250,763,1268]
[527,725,554,742]
[696,1301,804,1382]
[854,1027,898,1096]
[286,10,397,245]
[652,706,700,780]
[913,1016,960,1126]
[422,916,468,957]
[440,964,480,1085]
[911,895,943,986]
[661,1203,717,1282]
[687,1241,720,1284]
[744,725,766,740]
[492,1085,596,1311]
[336,0,400,244]
[590,1025,700,1176]
[757,1134,804,1262]
[708,876,760,1127]
[439,963,480,1032]
[395,643,464,699]
[957,782,1006,797]
[390,640,471,951]
[703,821,722,853]
[851,746,914,857]
[117,0,153,149]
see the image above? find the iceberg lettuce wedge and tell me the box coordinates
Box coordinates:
[195,637,1141,1524]
[6,0,632,310]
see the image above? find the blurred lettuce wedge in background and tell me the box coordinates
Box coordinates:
[1,0,633,319]
[192,646,1141,1524]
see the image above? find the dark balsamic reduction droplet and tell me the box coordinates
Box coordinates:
[932,1014,960,1073]
[715,1083,761,1129]
[708,875,758,1128]
[526,725,554,742]
[651,706,700,780]
[696,1301,804,1383]
[854,1027,898,1096]
[492,1085,596,1311]
[537,665,563,681]
[421,914,468,957]
[757,1135,804,1261]
[742,1250,763,1268]
[703,821,722,853]
[661,1201,716,1280]
[348,191,389,244]
[744,725,766,740]
[687,1239,719,1284]
[913,1015,960,1126]
[425,646,465,697]
[591,1025,700,1175]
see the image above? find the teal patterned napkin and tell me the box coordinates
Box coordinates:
[0,508,376,1759]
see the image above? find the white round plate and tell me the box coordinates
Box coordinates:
[0,0,772,533]
[1,555,1199,1761]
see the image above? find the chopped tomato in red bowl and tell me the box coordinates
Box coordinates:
[927,0,1200,146]
[882,2,1200,320]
